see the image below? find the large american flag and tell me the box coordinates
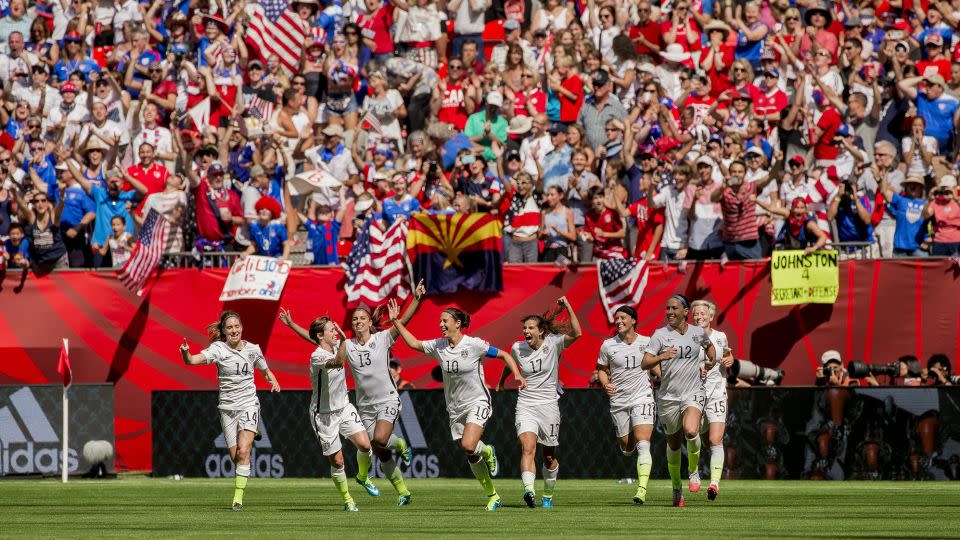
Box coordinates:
[344,217,411,308]
[118,209,169,295]
[598,258,649,323]
[247,93,275,122]
[245,0,309,77]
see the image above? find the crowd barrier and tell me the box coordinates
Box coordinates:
[152,387,960,480]
[2,259,957,471]
[0,385,115,478]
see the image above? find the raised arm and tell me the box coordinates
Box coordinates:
[388,279,426,339]
[278,307,318,345]
[557,296,582,348]
[179,338,208,365]
[388,298,425,352]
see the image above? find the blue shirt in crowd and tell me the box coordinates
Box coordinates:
[889,193,928,250]
[305,219,341,265]
[90,185,137,246]
[835,195,874,243]
[50,185,96,229]
[249,221,288,257]
[382,196,421,225]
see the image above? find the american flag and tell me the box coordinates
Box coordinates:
[344,217,411,308]
[118,209,169,295]
[598,258,649,323]
[247,93,275,122]
[359,109,382,135]
[245,1,309,77]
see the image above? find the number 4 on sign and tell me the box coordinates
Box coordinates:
[801,268,810,280]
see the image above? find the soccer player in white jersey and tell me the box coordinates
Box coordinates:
[690,300,735,501]
[389,301,526,511]
[597,305,657,505]
[279,309,376,512]
[641,294,717,508]
[179,311,281,511]
[497,296,582,509]
[337,281,426,506]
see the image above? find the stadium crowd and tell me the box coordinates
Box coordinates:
[1,0,960,272]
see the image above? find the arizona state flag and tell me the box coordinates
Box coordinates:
[406,213,503,294]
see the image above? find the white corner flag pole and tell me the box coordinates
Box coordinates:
[62,339,69,484]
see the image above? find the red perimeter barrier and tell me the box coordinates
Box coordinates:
[1,260,957,471]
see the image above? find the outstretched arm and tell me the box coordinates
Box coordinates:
[179,338,207,365]
[278,307,318,345]
[388,298,425,352]
[388,279,426,339]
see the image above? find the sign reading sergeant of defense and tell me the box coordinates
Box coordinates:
[770,250,839,306]
[219,256,291,302]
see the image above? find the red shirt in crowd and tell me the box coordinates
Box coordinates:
[585,207,627,259]
[192,178,242,242]
[513,88,547,117]
[627,199,664,259]
[814,106,842,160]
[438,81,469,129]
[628,21,660,57]
[700,45,735,98]
[358,4,395,55]
[127,161,170,213]
[720,182,759,242]
[559,74,584,123]
[917,57,951,79]
[659,20,702,54]
[685,94,718,126]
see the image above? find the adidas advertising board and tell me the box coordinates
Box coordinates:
[0,385,115,477]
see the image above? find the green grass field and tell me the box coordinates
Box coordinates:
[1,477,958,538]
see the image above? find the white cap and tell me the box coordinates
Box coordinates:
[820,350,842,365]
[938,175,957,188]
[486,91,504,107]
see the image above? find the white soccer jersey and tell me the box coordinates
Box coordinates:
[512,333,566,407]
[422,335,492,413]
[345,331,399,407]
[309,346,349,414]
[597,333,653,410]
[201,341,268,411]
[702,329,729,394]
[646,324,711,402]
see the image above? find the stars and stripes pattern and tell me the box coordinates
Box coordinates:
[245,1,309,77]
[344,217,411,308]
[247,93,275,122]
[598,258,649,323]
[360,109,382,135]
[118,209,169,295]
[805,168,837,239]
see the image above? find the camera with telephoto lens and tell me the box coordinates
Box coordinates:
[847,359,922,378]
[730,359,784,386]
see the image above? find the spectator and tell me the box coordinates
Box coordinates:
[827,180,874,250]
[577,70,627,152]
[464,91,508,162]
[43,167,95,268]
[541,123,572,191]
[382,174,421,224]
[618,171,664,262]
[898,73,959,154]
[859,141,905,257]
[925,354,955,386]
[3,222,29,268]
[762,198,829,254]
[389,358,416,390]
[711,160,762,260]
[584,185,626,260]
[96,215,136,269]
[243,197,290,259]
[880,175,928,257]
[10,184,67,271]
[922,175,960,256]
[548,55,583,125]
[503,172,540,263]
[539,185,575,262]
[301,189,348,266]
[648,161,690,261]
[683,157,723,260]
[455,153,502,212]
[139,172,187,255]
[72,167,147,268]
[187,162,243,250]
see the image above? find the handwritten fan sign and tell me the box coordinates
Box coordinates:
[770,250,839,306]
[219,256,292,302]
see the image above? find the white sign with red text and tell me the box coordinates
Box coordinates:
[219,256,291,302]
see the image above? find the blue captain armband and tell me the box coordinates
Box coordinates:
[485,347,500,358]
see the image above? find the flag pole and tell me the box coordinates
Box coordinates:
[62,381,68,484]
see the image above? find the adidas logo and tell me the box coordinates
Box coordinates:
[0,387,78,476]
[204,415,285,478]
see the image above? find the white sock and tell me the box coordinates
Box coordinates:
[636,440,651,465]
[521,470,535,491]
[542,465,558,497]
[236,464,250,478]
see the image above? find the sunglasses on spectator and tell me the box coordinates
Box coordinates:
[606,126,621,132]
[786,16,799,21]
[732,68,745,72]
[27,122,40,128]
[0,158,10,163]
[293,80,306,85]
[449,63,463,70]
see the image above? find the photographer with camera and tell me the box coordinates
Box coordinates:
[921,175,960,257]
[848,355,924,386]
[816,350,851,386]
[925,354,956,386]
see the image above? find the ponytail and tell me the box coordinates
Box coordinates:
[206,311,241,344]
[521,304,569,336]
[444,308,471,330]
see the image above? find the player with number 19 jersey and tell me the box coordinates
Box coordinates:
[597,333,655,436]
[511,333,565,445]
[422,335,494,438]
